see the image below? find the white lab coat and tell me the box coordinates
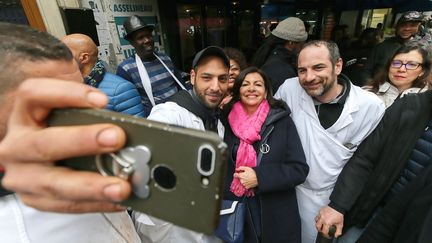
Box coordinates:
[132,101,223,243]
[0,194,141,243]
[275,78,385,243]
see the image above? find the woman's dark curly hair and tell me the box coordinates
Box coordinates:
[223,47,248,70]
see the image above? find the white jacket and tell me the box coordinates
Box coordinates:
[148,101,224,138]
[0,194,141,243]
[132,101,223,243]
[364,81,427,108]
[275,77,385,243]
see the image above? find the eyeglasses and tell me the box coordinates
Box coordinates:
[390,60,422,70]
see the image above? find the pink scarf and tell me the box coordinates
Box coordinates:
[228,100,270,197]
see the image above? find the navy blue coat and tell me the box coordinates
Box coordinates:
[222,104,309,243]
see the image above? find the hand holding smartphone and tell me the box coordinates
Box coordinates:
[48,108,227,234]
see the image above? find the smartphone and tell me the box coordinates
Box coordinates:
[48,108,227,234]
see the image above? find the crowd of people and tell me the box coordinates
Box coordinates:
[1,9,432,243]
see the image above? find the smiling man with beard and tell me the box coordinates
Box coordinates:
[275,40,385,242]
[131,46,229,243]
[117,15,186,117]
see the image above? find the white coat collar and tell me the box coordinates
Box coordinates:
[299,79,358,132]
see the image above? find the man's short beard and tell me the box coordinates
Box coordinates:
[193,78,221,109]
[304,74,337,99]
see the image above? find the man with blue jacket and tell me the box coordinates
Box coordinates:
[62,34,145,117]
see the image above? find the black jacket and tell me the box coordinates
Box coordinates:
[363,36,404,83]
[330,91,432,228]
[357,165,432,243]
[342,40,376,86]
[222,104,309,243]
[260,46,297,94]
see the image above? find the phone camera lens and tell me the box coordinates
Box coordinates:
[197,145,215,176]
[152,165,176,191]
[200,148,212,172]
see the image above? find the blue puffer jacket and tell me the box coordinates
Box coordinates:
[98,73,145,117]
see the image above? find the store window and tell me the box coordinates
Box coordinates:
[177,4,204,70]
[206,5,226,47]
[296,9,320,40]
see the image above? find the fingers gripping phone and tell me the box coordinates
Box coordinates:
[48,108,227,234]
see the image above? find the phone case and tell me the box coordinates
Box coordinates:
[48,108,227,234]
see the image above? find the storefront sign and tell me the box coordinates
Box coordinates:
[105,0,162,59]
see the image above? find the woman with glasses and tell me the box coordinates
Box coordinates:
[365,42,431,107]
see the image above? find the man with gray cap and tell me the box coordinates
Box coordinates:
[116,15,187,117]
[132,46,229,243]
[252,17,308,93]
[363,11,423,83]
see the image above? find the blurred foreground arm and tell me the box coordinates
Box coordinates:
[0,78,131,213]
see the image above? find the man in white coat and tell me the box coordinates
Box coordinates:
[132,46,230,243]
[274,40,385,243]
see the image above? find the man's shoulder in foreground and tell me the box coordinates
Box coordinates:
[0,194,141,243]
[101,72,131,85]
[148,101,201,129]
[274,77,302,99]
[99,73,145,117]
[388,90,432,114]
[350,83,385,108]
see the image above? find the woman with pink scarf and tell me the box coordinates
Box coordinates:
[221,67,309,242]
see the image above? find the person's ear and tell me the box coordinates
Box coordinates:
[190,69,196,85]
[334,58,343,75]
[79,53,90,64]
